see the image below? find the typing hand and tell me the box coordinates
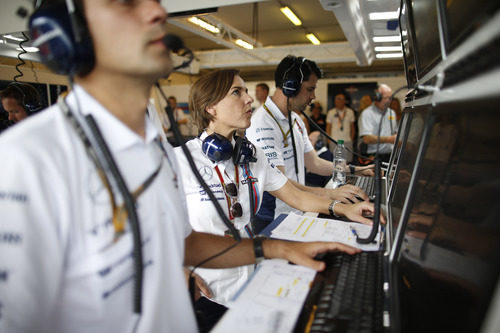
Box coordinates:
[329,184,368,203]
[337,201,386,226]
[355,164,375,177]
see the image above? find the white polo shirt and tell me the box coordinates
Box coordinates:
[174,132,287,305]
[358,104,398,154]
[0,85,197,333]
[246,96,314,219]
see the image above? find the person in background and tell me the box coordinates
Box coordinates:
[0,2,364,332]
[0,82,43,132]
[325,93,356,163]
[358,84,398,163]
[175,69,380,329]
[254,82,269,107]
[306,101,326,134]
[358,95,372,113]
[246,55,374,227]
[390,97,402,122]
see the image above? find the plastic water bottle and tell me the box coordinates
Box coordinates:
[332,139,347,189]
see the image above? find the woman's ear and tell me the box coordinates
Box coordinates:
[206,104,216,117]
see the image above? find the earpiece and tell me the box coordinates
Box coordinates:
[373,85,383,102]
[202,133,256,165]
[29,0,95,76]
[8,83,43,114]
[281,57,306,98]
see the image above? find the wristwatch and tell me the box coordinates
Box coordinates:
[329,200,342,217]
[253,235,267,265]
[349,164,356,174]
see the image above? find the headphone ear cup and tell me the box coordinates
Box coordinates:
[29,3,95,76]
[282,78,301,98]
[233,136,257,165]
[202,133,233,162]
[374,91,382,102]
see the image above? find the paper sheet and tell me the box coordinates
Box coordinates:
[270,212,381,251]
[212,259,316,333]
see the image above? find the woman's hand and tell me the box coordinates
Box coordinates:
[335,201,386,225]
[327,184,368,203]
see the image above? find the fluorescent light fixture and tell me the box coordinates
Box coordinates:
[306,33,321,45]
[369,11,399,20]
[235,39,254,49]
[373,36,401,42]
[374,46,402,52]
[188,17,220,34]
[3,34,25,42]
[0,40,4,44]
[280,6,302,26]
[375,52,403,58]
[16,47,39,53]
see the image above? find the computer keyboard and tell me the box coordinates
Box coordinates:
[348,176,375,197]
[294,251,384,333]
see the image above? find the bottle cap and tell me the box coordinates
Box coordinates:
[338,139,344,144]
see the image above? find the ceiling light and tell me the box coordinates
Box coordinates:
[3,34,25,42]
[280,6,302,26]
[375,52,403,58]
[235,39,254,50]
[369,11,399,20]
[373,36,401,42]
[16,47,39,53]
[306,33,321,45]
[374,46,402,52]
[188,17,220,34]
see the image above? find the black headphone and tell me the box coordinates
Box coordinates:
[8,82,43,114]
[373,86,383,102]
[281,56,306,98]
[202,133,257,165]
[29,0,95,76]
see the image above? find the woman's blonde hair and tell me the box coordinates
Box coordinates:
[189,69,240,132]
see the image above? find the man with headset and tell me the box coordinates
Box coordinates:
[358,83,398,163]
[0,82,43,131]
[0,2,371,332]
[246,55,374,227]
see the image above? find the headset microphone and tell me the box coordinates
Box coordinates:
[163,34,194,70]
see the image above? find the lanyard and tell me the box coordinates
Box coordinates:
[262,103,297,147]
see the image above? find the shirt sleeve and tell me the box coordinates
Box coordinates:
[0,143,68,333]
[246,109,285,167]
[326,109,334,124]
[358,108,376,137]
[295,114,314,154]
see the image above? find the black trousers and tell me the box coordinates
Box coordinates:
[194,296,228,333]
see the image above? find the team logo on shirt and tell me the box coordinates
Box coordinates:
[199,165,213,180]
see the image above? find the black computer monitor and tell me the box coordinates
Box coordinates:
[399,0,417,87]
[387,107,429,251]
[386,111,412,201]
[395,97,500,332]
[441,0,500,54]
[406,0,443,80]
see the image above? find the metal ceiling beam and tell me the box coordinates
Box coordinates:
[194,41,357,69]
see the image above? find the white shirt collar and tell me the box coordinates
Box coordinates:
[65,85,159,153]
[263,96,287,121]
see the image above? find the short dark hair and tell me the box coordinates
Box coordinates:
[1,83,43,113]
[256,83,269,93]
[274,55,322,88]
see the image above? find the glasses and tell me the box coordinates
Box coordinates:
[225,183,242,218]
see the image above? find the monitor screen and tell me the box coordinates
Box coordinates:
[386,111,412,200]
[396,98,500,332]
[409,0,443,79]
[388,107,428,245]
[399,0,417,87]
[442,0,500,53]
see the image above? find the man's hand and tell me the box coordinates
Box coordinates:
[335,201,386,225]
[265,240,361,272]
[327,184,368,203]
[183,267,213,301]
